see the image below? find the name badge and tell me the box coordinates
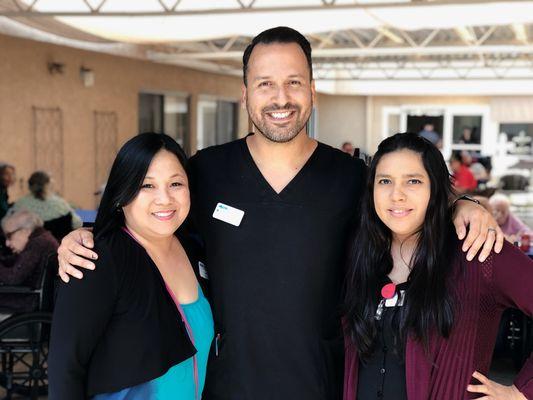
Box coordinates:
[198,261,208,280]
[212,202,244,227]
[385,290,406,307]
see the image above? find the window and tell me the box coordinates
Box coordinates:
[138,93,190,151]
[164,95,189,149]
[499,123,533,156]
[197,99,238,150]
[139,93,163,133]
[452,116,482,145]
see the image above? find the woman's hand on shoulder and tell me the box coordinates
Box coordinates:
[57,229,97,283]
[467,371,527,400]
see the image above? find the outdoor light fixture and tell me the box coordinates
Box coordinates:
[47,61,64,75]
[80,66,95,87]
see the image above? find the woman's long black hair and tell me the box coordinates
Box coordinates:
[93,133,188,240]
[344,133,457,359]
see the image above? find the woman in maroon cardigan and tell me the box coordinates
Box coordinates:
[344,133,532,400]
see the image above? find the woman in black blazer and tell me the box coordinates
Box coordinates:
[49,133,214,400]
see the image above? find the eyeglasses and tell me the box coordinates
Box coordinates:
[4,227,24,241]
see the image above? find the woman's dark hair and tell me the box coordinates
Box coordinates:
[93,133,188,239]
[28,171,50,201]
[242,26,313,86]
[344,133,456,359]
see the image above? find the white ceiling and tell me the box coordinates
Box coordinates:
[2,0,533,94]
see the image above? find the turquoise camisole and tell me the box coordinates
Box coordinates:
[93,285,214,400]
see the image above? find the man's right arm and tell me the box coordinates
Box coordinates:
[57,229,98,282]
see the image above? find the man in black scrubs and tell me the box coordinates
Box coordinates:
[58,27,503,400]
[186,27,366,399]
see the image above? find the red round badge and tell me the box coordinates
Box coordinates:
[381,283,396,299]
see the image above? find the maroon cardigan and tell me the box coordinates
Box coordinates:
[344,241,533,400]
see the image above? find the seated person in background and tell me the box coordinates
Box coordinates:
[0,209,58,313]
[450,151,477,193]
[489,193,533,243]
[12,171,82,240]
[418,123,442,148]
[342,141,355,155]
[461,152,489,184]
[0,163,16,221]
[459,126,478,144]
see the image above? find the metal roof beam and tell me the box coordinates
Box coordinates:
[3,0,533,17]
[172,44,533,60]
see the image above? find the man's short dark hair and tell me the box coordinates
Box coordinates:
[242,26,313,86]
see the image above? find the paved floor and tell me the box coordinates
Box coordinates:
[0,355,522,399]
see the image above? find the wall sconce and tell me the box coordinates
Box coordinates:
[47,62,65,75]
[80,66,95,87]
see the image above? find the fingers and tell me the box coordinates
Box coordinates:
[56,229,97,282]
[64,263,84,280]
[477,229,496,263]
[65,251,95,271]
[58,259,70,283]
[481,210,504,254]
[59,229,97,260]
[454,216,467,241]
[494,226,504,254]
[79,229,95,249]
[456,201,505,261]
[466,384,488,394]
[462,215,483,257]
[58,253,85,280]
[467,372,491,395]
[472,371,489,384]
[67,241,98,265]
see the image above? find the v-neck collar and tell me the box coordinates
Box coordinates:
[240,133,321,199]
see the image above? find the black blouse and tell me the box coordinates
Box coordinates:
[48,228,206,399]
[357,280,409,400]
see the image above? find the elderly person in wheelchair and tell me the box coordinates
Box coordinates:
[0,209,58,399]
[0,209,58,314]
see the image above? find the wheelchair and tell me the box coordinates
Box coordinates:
[0,253,58,399]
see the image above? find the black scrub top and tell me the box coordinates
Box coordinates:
[188,135,366,400]
[357,280,409,400]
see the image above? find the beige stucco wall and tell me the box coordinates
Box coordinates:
[315,93,367,151]
[0,34,244,209]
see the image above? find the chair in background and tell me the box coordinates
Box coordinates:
[0,253,59,399]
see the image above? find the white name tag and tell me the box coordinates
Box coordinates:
[385,290,406,307]
[212,202,244,227]
[198,261,208,280]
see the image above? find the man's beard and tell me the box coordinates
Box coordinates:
[248,102,311,143]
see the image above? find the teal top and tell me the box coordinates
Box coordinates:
[93,286,214,400]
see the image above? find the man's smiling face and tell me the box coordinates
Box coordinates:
[242,42,315,143]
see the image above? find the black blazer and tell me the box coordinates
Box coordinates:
[48,228,207,399]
